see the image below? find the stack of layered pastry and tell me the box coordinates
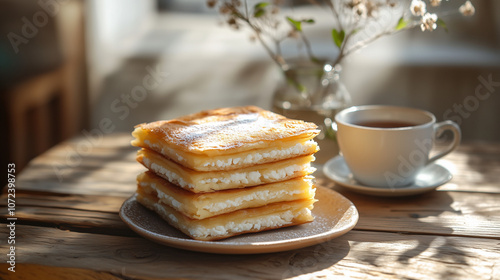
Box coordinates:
[131,106,320,241]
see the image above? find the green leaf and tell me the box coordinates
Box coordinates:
[310,56,321,64]
[253,2,269,18]
[254,9,265,17]
[332,29,345,48]
[254,2,269,10]
[287,17,302,31]
[437,18,448,32]
[395,17,407,31]
[287,17,315,31]
[297,83,307,93]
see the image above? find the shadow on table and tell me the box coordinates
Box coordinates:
[151,238,351,280]
[335,187,472,278]
[275,238,351,279]
[462,144,500,190]
[23,144,136,182]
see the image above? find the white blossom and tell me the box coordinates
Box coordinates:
[365,1,380,18]
[420,12,438,32]
[349,0,379,19]
[459,1,475,16]
[429,0,441,7]
[386,0,397,8]
[353,3,368,19]
[410,0,426,16]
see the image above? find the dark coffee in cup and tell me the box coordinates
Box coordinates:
[355,121,417,129]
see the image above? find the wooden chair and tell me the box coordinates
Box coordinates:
[3,0,87,172]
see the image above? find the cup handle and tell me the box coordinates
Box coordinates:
[428,120,461,164]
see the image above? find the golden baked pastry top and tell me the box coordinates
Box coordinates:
[132,106,319,155]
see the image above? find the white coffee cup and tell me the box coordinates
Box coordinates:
[335,105,461,188]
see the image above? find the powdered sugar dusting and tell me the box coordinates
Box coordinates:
[142,106,319,152]
[172,113,271,151]
[174,113,259,144]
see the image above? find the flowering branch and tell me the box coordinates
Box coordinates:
[208,0,476,84]
[224,1,289,70]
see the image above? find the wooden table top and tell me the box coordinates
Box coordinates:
[1,133,499,280]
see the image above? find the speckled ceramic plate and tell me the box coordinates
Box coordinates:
[119,186,358,254]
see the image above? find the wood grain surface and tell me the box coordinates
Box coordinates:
[1,133,499,279]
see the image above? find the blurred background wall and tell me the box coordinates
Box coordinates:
[1,0,499,173]
[1,0,87,172]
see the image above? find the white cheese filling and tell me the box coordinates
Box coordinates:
[144,156,312,190]
[203,189,303,212]
[143,158,191,189]
[140,181,184,211]
[143,139,316,169]
[153,202,179,224]
[144,140,185,163]
[143,181,308,216]
[187,208,311,239]
[202,141,317,168]
[198,164,307,185]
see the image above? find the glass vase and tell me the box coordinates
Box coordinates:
[271,62,351,164]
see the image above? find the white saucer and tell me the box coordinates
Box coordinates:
[323,155,452,197]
